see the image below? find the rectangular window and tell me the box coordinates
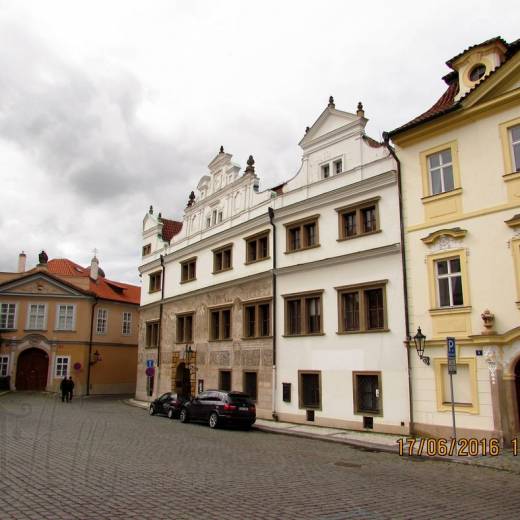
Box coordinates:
[510,125,520,172]
[337,199,380,240]
[321,164,330,179]
[0,355,9,377]
[176,313,194,343]
[282,382,291,403]
[428,149,454,195]
[146,321,160,347]
[334,159,343,175]
[149,271,162,293]
[122,312,132,335]
[337,282,387,333]
[299,371,321,409]
[181,258,197,283]
[284,292,323,336]
[436,257,463,307]
[244,371,257,401]
[55,356,70,378]
[0,303,16,330]
[219,370,231,391]
[210,307,232,340]
[56,305,75,331]
[96,308,108,334]
[27,304,46,330]
[142,244,151,256]
[285,216,320,252]
[245,232,270,264]
[213,245,233,273]
[218,211,223,223]
[243,301,271,338]
[353,372,382,414]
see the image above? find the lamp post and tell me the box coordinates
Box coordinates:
[89,350,102,366]
[412,327,430,366]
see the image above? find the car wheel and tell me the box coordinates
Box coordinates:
[167,408,175,419]
[149,405,155,416]
[179,408,189,423]
[209,412,219,429]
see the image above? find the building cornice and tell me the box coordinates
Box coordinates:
[275,243,401,275]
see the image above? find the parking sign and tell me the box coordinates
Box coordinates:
[447,337,457,374]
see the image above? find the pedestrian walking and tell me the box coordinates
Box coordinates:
[60,376,69,402]
[67,376,75,401]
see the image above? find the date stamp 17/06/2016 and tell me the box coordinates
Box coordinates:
[397,437,519,457]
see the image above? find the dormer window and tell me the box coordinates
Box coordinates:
[321,164,330,179]
[333,159,343,175]
[469,63,486,82]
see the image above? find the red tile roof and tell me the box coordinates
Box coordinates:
[161,218,183,242]
[389,37,519,138]
[47,258,140,304]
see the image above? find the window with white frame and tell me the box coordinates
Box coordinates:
[333,158,343,175]
[510,125,520,172]
[427,149,454,195]
[96,308,108,334]
[321,163,330,179]
[55,356,70,378]
[56,304,75,330]
[0,303,16,329]
[436,257,463,307]
[122,312,132,335]
[27,304,46,330]
[0,355,9,377]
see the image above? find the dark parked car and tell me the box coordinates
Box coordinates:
[179,390,256,429]
[149,392,186,419]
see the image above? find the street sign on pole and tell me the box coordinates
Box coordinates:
[146,359,154,368]
[446,337,457,441]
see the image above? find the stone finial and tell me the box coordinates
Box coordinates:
[481,309,495,335]
[305,126,310,134]
[356,101,365,118]
[219,145,224,153]
[149,205,153,215]
[328,96,335,108]
[245,155,255,174]
[187,191,196,207]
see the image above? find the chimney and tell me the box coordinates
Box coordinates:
[18,251,27,273]
[90,255,99,281]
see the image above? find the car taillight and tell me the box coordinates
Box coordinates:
[223,403,237,411]
[250,405,256,412]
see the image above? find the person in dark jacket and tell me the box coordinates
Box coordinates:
[60,376,69,402]
[67,376,75,401]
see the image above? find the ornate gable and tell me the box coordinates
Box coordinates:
[0,272,89,298]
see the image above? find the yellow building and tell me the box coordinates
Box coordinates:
[0,252,139,395]
[388,37,520,443]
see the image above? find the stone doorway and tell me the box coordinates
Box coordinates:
[175,362,192,399]
[16,348,49,390]
[515,359,520,431]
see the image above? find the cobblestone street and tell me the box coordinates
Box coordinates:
[1,393,519,519]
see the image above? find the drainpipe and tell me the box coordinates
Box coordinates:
[268,207,278,420]
[156,254,166,396]
[86,297,98,396]
[382,132,414,433]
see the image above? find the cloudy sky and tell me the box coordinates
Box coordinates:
[0,1,517,284]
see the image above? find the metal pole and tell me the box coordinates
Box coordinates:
[449,372,457,441]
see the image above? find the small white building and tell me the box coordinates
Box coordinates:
[137,98,410,433]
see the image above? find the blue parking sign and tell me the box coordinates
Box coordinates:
[447,337,456,374]
[146,359,154,368]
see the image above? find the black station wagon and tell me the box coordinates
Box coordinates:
[179,390,256,429]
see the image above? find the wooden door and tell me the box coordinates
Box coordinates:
[16,348,49,390]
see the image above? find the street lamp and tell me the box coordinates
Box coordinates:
[412,327,430,366]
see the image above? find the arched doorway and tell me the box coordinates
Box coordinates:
[175,363,191,399]
[16,348,49,390]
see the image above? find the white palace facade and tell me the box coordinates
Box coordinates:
[137,98,410,433]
